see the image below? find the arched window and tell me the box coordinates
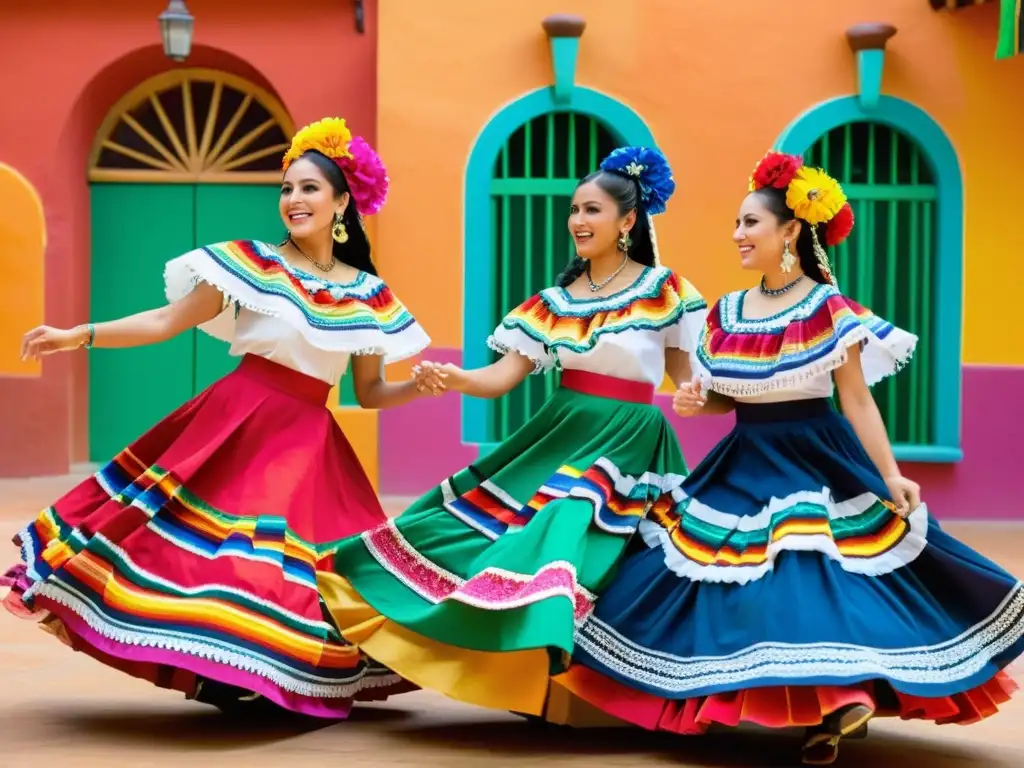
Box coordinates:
[806,122,937,447]
[778,96,963,462]
[488,113,618,441]
[90,69,292,183]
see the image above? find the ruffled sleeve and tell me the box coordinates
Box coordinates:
[487,294,558,374]
[697,285,918,396]
[164,239,430,364]
[662,273,709,352]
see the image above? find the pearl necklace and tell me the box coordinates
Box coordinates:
[759,274,805,297]
[586,256,629,292]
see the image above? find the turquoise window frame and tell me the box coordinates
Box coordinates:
[462,87,654,451]
[777,96,964,463]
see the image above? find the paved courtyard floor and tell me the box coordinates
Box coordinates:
[2,475,1021,766]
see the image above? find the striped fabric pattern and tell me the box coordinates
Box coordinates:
[164,239,430,363]
[15,449,396,700]
[497,267,708,355]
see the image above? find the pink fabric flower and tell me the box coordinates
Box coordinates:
[335,136,389,216]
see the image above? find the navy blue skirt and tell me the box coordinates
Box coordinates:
[573,399,1024,702]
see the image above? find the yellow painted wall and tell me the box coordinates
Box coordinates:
[0,164,46,375]
[377,0,1024,366]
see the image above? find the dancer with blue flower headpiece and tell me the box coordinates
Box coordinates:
[316,147,709,715]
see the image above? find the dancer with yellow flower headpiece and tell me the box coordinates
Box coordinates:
[542,152,1024,765]
[1,118,433,717]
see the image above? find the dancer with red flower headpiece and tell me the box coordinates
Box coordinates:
[540,152,1024,764]
[1,117,434,718]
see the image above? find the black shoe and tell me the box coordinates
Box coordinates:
[191,677,276,716]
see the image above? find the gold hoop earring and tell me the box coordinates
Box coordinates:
[617,231,631,253]
[780,239,796,273]
[332,215,348,244]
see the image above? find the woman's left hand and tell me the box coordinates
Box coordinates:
[884,475,921,518]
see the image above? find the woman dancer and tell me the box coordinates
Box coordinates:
[548,152,1024,764]
[317,146,708,716]
[1,118,432,718]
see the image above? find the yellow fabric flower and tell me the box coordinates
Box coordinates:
[282,117,353,169]
[786,167,847,225]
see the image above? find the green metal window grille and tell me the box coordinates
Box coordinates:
[487,112,618,442]
[805,122,937,448]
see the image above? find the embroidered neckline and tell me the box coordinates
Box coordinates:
[556,266,653,305]
[257,241,368,292]
[736,282,828,323]
[720,283,835,332]
[496,269,702,356]
[542,266,673,317]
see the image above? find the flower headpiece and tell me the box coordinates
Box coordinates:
[599,146,675,266]
[748,150,855,285]
[282,117,389,216]
[601,145,676,216]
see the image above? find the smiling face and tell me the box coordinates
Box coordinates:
[568,179,636,260]
[279,156,349,240]
[733,191,801,272]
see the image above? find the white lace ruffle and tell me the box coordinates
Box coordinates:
[31,579,403,698]
[487,326,556,374]
[640,487,930,585]
[164,250,430,364]
[574,581,1024,695]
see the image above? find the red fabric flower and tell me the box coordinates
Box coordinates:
[825,203,855,246]
[750,152,804,191]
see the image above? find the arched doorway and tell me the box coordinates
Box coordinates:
[88,68,294,460]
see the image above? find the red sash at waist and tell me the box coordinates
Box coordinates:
[560,369,655,405]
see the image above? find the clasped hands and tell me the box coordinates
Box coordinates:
[411,360,455,396]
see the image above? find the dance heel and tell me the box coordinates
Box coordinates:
[190,677,275,716]
[801,703,874,765]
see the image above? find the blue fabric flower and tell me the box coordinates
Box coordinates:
[600,146,676,216]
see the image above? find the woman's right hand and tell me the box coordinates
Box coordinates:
[21,325,88,361]
[672,375,707,417]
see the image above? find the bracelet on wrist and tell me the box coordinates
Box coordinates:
[81,323,95,349]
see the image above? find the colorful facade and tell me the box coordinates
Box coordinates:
[1,0,1022,518]
[370,0,1024,519]
[0,0,380,482]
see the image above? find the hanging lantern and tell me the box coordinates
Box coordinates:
[159,0,195,62]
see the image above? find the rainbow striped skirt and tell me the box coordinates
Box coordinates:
[317,369,691,716]
[553,398,1024,732]
[1,354,410,717]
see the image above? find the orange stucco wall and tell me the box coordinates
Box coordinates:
[375,0,1024,366]
[0,165,46,377]
[0,0,378,476]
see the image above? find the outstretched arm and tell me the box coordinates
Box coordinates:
[350,354,435,410]
[834,344,920,516]
[22,282,225,360]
